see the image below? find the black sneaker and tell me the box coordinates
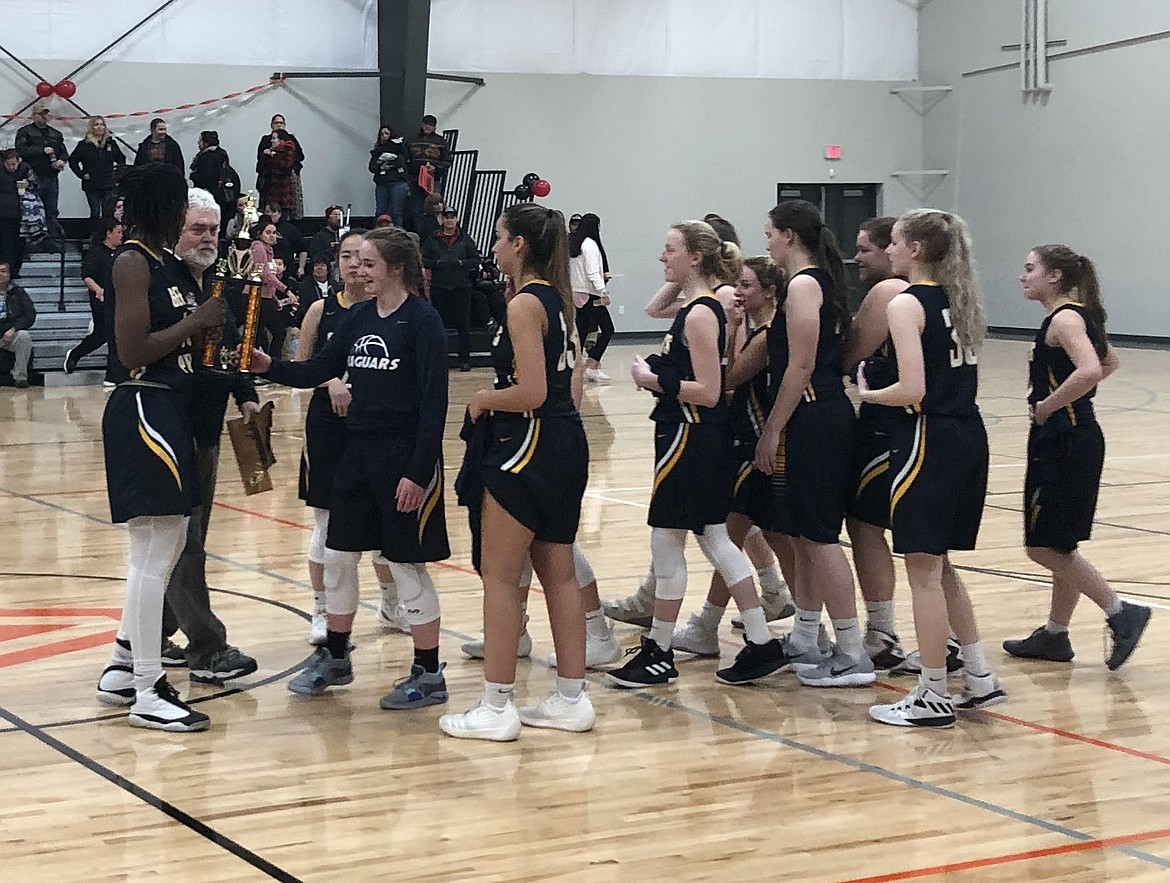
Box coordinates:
[63,348,78,374]
[161,638,187,667]
[715,638,788,685]
[1106,602,1151,671]
[190,646,259,684]
[606,636,678,689]
[1003,626,1074,662]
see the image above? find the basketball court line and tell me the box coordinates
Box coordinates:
[7,486,1170,874]
[0,703,302,882]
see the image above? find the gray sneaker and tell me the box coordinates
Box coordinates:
[796,647,877,687]
[288,647,353,695]
[602,576,655,628]
[780,635,830,673]
[190,646,259,685]
[379,662,449,710]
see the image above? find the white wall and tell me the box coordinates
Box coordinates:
[920,1,1170,337]
[428,73,925,333]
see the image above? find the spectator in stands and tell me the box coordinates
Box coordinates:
[569,213,582,235]
[188,131,238,231]
[408,114,451,230]
[375,214,395,228]
[64,217,122,379]
[133,118,184,171]
[0,149,29,279]
[286,257,331,359]
[225,194,249,241]
[68,116,126,225]
[418,193,446,242]
[0,261,35,388]
[14,103,67,249]
[258,130,298,217]
[370,124,409,225]
[264,202,307,278]
[569,212,614,382]
[106,196,124,225]
[256,114,305,216]
[422,208,480,372]
[308,204,345,269]
[251,219,295,359]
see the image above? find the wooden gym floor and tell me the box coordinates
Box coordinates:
[0,338,1168,882]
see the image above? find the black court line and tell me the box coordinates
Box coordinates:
[0,703,302,882]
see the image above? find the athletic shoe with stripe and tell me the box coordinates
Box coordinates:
[869,684,955,728]
[1002,626,1074,662]
[602,576,655,629]
[796,646,877,687]
[864,628,908,670]
[606,636,678,688]
[128,675,210,732]
[379,663,449,710]
[548,631,623,670]
[439,701,522,741]
[161,637,187,667]
[96,663,136,706]
[1106,601,1151,671]
[890,636,964,677]
[731,585,796,628]
[288,647,353,695]
[715,638,788,685]
[517,689,596,732]
[671,612,721,658]
[461,615,533,659]
[954,672,1007,712]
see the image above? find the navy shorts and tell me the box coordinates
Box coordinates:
[1024,421,1104,552]
[848,406,896,529]
[648,421,734,533]
[298,389,347,510]
[103,384,198,524]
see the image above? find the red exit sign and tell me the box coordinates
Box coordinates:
[825,145,842,160]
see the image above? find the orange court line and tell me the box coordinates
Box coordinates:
[20,487,107,497]
[837,826,1170,883]
[0,607,121,619]
[0,630,118,669]
[211,500,482,578]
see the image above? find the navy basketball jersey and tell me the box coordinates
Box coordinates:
[106,240,199,392]
[1028,303,1101,427]
[729,322,771,446]
[490,281,577,418]
[908,283,979,417]
[650,294,728,425]
[314,288,355,357]
[767,267,846,403]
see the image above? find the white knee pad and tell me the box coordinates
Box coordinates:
[519,555,534,590]
[650,528,688,601]
[697,523,754,587]
[388,562,440,626]
[373,554,390,567]
[309,508,329,565]
[572,544,595,588]
[323,549,361,616]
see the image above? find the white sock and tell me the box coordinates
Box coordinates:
[790,608,821,651]
[379,581,397,606]
[740,606,770,645]
[921,666,948,696]
[111,635,132,666]
[313,593,326,613]
[483,681,514,710]
[698,600,725,631]
[556,676,584,699]
[585,607,611,640]
[1043,620,1069,634]
[832,617,865,659]
[757,562,785,596]
[1105,598,1123,617]
[960,641,990,677]
[650,617,674,651]
[865,599,896,635]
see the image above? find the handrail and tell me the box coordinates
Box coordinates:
[57,239,67,313]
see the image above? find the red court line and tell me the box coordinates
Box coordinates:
[873,681,1170,767]
[211,500,482,577]
[0,608,121,619]
[0,630,118,669]
[19,488,106,497]
[838,825,1170,883]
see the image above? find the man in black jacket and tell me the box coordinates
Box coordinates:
[14,104,68,248]
[0,261,36,388]
[422,209,479,371]
[0,149,29,277]
[133,118,185,172]
[407,115,451,231]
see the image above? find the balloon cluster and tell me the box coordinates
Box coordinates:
[35,80,77,100]
[513,171,551,200]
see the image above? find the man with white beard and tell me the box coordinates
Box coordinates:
[159,188,260,684]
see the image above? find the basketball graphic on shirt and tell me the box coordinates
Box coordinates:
[349,334,400,370]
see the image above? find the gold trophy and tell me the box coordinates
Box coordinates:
[201,191,264,373]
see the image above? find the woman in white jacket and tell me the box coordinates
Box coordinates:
[568,213,613,382]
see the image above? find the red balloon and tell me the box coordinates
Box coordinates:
[531,179,551,198]
[55,80,77,99]
[35,81,53,98]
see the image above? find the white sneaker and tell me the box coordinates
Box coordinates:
[602,579,655,628]
[97,663,136,706]
[548,631,623,670]
[128,675,210,732]
[954,672,1008,712]
[376,600,411,634]
[869,684,955,728]
[308,607,327,646]
[518,689,595,732]
[461,615,532,659]
[670,612,721,658]
[731,587,796,627]
[439,701,522,741]
[585,367,610,383]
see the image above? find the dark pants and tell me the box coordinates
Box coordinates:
[432,285,471,361]
[40,174,63,242]
[376,180,410,225]
[163,442,229,666]
[258,296,287,358]
[409,176,445,230]
[85,188,115,222]
[576,300,615,363]
[0,218,22,278]
[70,296,108,365]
